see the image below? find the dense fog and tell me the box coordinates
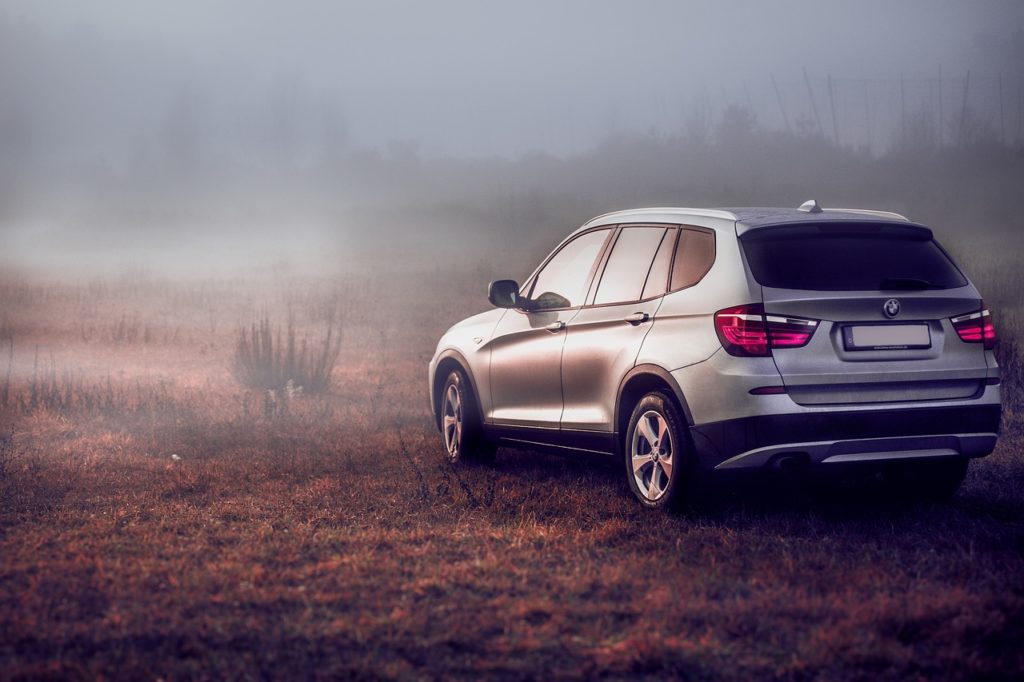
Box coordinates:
[1,0,1022,274]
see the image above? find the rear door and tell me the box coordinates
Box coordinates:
[739,222,988,405]
[560,225,673,431]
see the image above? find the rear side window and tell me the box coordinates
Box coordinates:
[670,228,716,290]
[594,227,667,305]
[740,223,967,291]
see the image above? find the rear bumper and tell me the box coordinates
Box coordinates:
[691,403,1001,470]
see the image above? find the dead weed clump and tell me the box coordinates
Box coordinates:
[232,316,342,395]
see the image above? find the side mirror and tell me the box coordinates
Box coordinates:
[488,279,521,309]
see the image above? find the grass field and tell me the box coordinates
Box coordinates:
[1,267,1022,680]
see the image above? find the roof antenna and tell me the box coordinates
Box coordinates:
[798,199,823,213]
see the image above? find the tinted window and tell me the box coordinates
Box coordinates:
[670,228,716,290]
[740,224,967,291]
[594,227,667,305]
[529,229,610,309]
[641,228,676,300]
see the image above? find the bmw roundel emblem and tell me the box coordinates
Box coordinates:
[883,298,901,318]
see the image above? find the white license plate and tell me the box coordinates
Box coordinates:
[843,324,931,350]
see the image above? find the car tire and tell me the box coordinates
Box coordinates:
[440,369,496,465]
[624,391,690,510]
[879,457,969,501]
[909,458,969,501]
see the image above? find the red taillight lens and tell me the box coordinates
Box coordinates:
[951,304,996,350]
[764,314,820,348]
[715,304,818,356]
[715,304,769,356]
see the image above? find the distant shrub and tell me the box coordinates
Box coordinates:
[0,350,188,417]
[232,317,342,395]
[995,335,1023,430]
[1,326,11,409]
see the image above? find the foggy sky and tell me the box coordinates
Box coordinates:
[2,1,1023,274]
[3,0,1023,157]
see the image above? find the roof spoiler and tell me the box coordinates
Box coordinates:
[799,199,909,222]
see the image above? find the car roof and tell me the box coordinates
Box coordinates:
[577,204,922,237]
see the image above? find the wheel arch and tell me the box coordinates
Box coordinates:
[615,364,694,447]
[432,350,485,432]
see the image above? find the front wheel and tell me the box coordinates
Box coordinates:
[440,369,496,465]
[624,391,690,509]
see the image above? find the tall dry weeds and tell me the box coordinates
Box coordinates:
[232,316,342,394]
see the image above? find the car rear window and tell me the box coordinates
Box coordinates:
[670,227,716,291]
[740,223,967,291]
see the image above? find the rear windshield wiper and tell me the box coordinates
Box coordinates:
[879,277,946,290]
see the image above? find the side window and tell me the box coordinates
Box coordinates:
[593,227,667,305]
[641,228,677,300]
[528,228,610,310]
[670,228,716,291]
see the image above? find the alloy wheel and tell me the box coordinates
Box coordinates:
[442,383,463,460]
[631,409,673,501]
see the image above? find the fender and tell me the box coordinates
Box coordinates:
[431,348,486,430]
[615,363,695,432]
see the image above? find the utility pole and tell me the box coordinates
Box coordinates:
[827,74,840,146]
[803,67,823,136]
[863,79,872,152]
[959,70,971,146]
[998,73,1006,147]
[937,65,944,147]
[1018,78,1023,148]
[771,73,791,134]
[900,73,907,142]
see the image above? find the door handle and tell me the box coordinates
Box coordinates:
[624,312,650,325]
[545,320,566,332]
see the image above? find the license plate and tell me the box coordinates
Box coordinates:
[843,324,931,351]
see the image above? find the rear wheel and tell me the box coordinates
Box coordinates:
[440,369,496,465]
[624,391,690,509]
[905,457,969,500]
[879,457,969,501]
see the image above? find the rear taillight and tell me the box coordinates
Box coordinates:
[765,314,820,348]
[715,304,769,356]
[951,304,996,350]
[715,304,819,357]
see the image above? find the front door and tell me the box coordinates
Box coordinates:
[487,227,612,428]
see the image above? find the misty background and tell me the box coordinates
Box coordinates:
[1,0,1023,277]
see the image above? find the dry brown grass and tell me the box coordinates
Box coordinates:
[0,269,1022,680]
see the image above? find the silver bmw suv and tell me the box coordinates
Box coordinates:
[428,201,1002,508]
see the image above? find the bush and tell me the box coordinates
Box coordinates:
[995,335,1023,430]
[232,317,342,395]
